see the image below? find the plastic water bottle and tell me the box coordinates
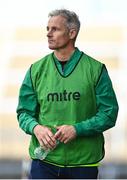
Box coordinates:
[34,126,59,160]
[34,140,59,160]
[34,146,51,160]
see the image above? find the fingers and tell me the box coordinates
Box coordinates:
[54,126,67,143]
[54,129,62,139]
[54,131,64,142]
[54,125,77,144]
[54,132,67,143]
[34,125,76,148]
[42,134,56,150]
[34,125,57,150]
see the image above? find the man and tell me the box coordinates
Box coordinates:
[16,9,119,179]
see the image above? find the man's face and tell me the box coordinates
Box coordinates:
[47,16,71,50]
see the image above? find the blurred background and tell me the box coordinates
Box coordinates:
[0,0,127,178]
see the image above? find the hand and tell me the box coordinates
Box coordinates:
[54,125,77,144]
[33,125,57,150]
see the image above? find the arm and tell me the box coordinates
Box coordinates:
[16,66,39,135]
[54,65,119,142]
[16,66,56,149]
[74,65,119,136]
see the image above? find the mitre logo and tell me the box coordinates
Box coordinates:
[47,90,80,102]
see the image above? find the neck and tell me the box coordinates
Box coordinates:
[54,46,76,62]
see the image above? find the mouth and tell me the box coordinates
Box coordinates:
[48,39,54,43]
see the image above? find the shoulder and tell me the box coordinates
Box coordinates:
[82,52,103,67]
[81,52,104,85]
[81,52,103,73]
[30,53,52,73]
[33,53,52,67]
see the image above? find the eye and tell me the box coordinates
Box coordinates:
[52,27,57,32]
[46,26,59,33]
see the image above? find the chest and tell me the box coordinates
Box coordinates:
[35,60,94,104]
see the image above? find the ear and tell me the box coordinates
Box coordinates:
[69,29,77,40]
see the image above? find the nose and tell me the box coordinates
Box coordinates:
[47,29,52,38]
